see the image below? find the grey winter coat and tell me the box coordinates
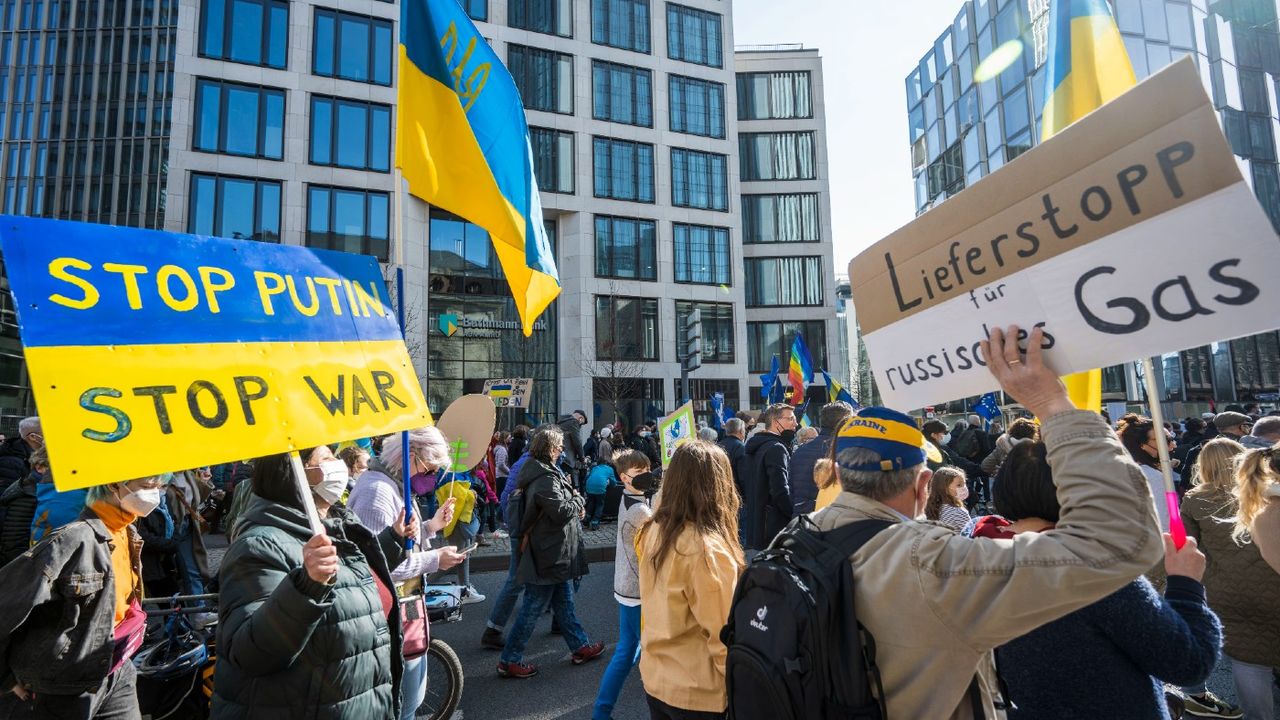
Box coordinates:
[211,498,406,720]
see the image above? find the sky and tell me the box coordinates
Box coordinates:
[733,0,966,275]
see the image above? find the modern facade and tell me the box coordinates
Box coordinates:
[905,0,1280,416]
[0,0,837,431]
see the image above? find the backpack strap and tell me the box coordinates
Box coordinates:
[821,518,894,559]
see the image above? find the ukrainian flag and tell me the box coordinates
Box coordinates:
[822,369,858,408]
[788,334,815,405]
[1042,0,1136,410]
[396,0,559,336]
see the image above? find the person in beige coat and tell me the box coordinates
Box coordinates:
[812,325,1163,719]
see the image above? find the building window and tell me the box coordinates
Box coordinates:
[669,74,724,138]
[673,223,730,285]
[199,0,287,68]
[530,127,574,194]
[306,186,389,262]
[745,256,823,307]
[742,193,820,243]
[666,3,722,67]
[188,172,281,242]
[596,295,658,361]
[675,300,734,363]
[310,96,391,172]
[740,131,816,181]
[462,0,487,21]
[736,70,812,120]
[591,0,650,53]
[313,8,393,86]
[509,0,572,37]
[592,60,653,127]
[747,320,826,373]
[193,79,284,160]
[595,215,657,280]
[671,148,727,211]
[508,44,573,114]
[593,137,655,202]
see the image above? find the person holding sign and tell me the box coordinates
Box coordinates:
[0,472,170,718]
[212,447,418,719]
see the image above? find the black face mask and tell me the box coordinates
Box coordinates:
[780,429,797,445]
[630,471,660,497]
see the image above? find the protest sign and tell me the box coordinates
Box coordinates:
[849,58,1280,411]
[483,377,533,408]
[436,394,497,472]
[0,217,431,489]
[658,402,695,469]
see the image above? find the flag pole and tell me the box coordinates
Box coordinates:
[394,168,414,550]
[1140,356,1186,549]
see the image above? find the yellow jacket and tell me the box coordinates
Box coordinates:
[637,523,744,713]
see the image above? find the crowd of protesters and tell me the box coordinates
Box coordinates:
[1,324,1279,719]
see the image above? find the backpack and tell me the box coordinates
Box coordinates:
[952,425,983,462]
[723,515,892,720]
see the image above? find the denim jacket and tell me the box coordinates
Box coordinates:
[0,508,142,695]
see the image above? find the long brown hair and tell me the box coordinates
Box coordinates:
[925,466,966,521]
[1232,446,1280,544]
[643,441,743,571]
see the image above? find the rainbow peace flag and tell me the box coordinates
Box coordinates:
[1042,0,1136,410]
[788,334,814,405]
[396,0,559,336]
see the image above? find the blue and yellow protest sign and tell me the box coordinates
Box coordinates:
[0,217,431,490]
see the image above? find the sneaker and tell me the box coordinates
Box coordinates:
[571,642,607,665]
[480,627,504,650]
[189,611,219,629]
[460,585,486,605]
[492,529,509,538]
[497,661,538,679]
[1183,691,1243,719]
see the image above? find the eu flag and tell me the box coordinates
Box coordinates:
[396,0,559,336]
[971,393,1002,426]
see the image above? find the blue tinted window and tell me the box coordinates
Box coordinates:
[188,172,282,241]
[509,0,572,37]
[200,0,287,68]
[592,0,650,52]
[592,60,652,127]
[595,215,656,280]
[193,78,285,160]
[670,74,725,137]
[673,223,730,285]
[592,136,654,202]
[671,148,728,210]
[464,0,487,21]
[310,96,391,172]
[508,44,574,114]
[313,8,393,86]
[739,132,816,182]
[745,257,824,307]
[666,3,721,67]
[307,185,390,261]
[530,127,574,193]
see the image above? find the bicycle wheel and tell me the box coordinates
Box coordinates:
[418,638,463,720]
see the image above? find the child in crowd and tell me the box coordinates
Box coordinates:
[924,467,971,532]
[585,460,619,531]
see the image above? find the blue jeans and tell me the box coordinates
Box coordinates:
[1229,656,1274,720]
[173,520,206,598]
[593,603,641,720]
[486,545,522,631]
[586,493,606,525]
[500,581,589,664]
[400,653,427,720]
[447,516,479,587]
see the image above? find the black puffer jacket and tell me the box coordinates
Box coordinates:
[0,470,38,566]
[0,437,30,495]
[211,498,406,720]
[515,459,587,585]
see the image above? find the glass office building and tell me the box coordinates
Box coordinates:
[909,0,1280,413]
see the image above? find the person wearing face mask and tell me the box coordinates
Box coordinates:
[212,447,418,720]
[0,472,170,718]
[922,420,985,509]
[0,416,41,496]
[740,403,797,554]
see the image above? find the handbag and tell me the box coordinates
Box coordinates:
[398,594,429,659]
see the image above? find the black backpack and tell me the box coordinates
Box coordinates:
[723,515,891,720]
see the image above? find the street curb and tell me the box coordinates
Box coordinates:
[471,543,617,573]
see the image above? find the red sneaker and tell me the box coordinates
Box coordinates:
[571,642,607,665]
[497,661,538,679]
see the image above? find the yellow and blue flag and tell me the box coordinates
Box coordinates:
[821,369,859,408]
[396,0,559,336]
[1042,0,1136,409]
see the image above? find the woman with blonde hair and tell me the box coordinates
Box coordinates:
[1182,438,1280,720]
[638,440,745,719]
[924,467,971,532]
[1232,444,1280,574]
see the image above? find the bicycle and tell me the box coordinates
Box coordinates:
[136,593,219,720]
[417,583,466,720]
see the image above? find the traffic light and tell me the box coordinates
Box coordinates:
[684,309,702,372]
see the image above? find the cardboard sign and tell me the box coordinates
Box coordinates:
[435,394,497,472]
[849,58,1280,411]
[0,217,431,489]
[658,402,695,469]
[483,377,533,408]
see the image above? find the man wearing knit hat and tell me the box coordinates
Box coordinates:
[811,325,1166,718]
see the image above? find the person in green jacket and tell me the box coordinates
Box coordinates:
[211,446,418,719]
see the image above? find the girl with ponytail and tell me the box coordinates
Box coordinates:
[1232,446,1280,573]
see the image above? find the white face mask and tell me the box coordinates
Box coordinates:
[312,459,349,504]
[940,433,952,446]
[119,487,162,517]
[955,483,970,502]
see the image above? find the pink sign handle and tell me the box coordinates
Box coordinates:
[1165,491,1187,549]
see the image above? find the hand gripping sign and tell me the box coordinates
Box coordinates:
[849,58,1280,412]
[0,218,431,490]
